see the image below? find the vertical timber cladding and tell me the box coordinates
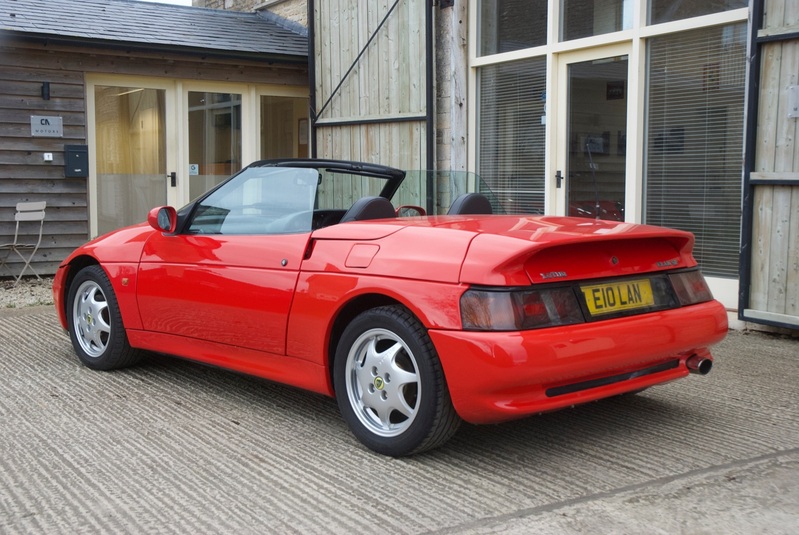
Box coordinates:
[743,0,799,328]
[311,0,431,210]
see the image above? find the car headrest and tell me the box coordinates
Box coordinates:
[340,196,396,223]
[447,193,493,215]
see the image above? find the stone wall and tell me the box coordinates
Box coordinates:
[260,0,307,26]
[194,0,255,11]
[193,0,307,27]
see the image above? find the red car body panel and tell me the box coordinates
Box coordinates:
[53,224,153,332]
[137,232,309,354]
[54,212,727,423]
[124,328,331,395]
[430,301,727,423]
[286,274,467,360]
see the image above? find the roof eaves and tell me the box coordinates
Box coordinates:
[1,30,308,64]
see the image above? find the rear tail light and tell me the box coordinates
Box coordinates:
[460,269,712,331]
[461,287,584,331]
[669,270,714,306]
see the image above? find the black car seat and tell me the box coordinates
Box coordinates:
[447,193,493,215]
[340,196,397,223]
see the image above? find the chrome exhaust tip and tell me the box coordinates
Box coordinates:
[686,354,713,375]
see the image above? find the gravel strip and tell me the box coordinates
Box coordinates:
[1,277,55,309]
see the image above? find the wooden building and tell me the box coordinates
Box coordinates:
[302,0,796,330]
[0,0,309,276]
[740,0,799,329]
[4,0,798,330]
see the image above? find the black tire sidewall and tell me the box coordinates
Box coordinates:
[66,265,132,370]
[334,306,444,456]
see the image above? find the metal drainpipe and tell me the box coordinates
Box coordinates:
[425,0,435,214]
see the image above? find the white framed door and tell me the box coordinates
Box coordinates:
[181,81,251,202]
[552,43,632,220]
[86,75,180,237]
[87,76,309,237]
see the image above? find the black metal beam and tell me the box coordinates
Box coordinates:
[737,0,763,320]
[316,115,428,128]
[425,0,435,214]
[308,0,317,158]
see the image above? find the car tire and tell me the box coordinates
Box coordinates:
[334,305,461,456]
[67,265,143,371]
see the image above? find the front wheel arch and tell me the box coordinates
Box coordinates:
[60,256,100,322]
[66,264,143,370]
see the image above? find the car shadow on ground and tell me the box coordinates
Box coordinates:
[119,349,703,464]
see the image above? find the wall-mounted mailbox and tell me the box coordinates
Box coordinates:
[64,144,89,178]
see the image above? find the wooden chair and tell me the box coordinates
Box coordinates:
[0,201,47,286]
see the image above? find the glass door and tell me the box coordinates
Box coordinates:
[555,47,630,221]
[89,78,310,236]
[187,91,243,200]
[93,85,170,235]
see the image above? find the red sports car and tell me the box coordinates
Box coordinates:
[53,159,727,456]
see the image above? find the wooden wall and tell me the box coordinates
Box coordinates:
[747,0,799,324]
[312,0,429,207]
[0,36,306,277]
[0,39,87,278]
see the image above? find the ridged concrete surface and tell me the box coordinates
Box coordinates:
[1,305,797,533]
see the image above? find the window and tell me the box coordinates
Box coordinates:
[478,0,547,56]
[188,167,318,235]
[477,58,547,214]
[186,165,398,235]
[562,0,632,41]
[260,96,309,159]
[649,0,747,25]
[644,24,746,278]
[188,91,242,200]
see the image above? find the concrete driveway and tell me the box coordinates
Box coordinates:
[1,305,798,533]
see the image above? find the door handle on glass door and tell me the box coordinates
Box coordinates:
[168,172,176,187]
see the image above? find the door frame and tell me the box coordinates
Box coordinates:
[549,42,638,219]
[86,75,309,238]
[86,74,180,238]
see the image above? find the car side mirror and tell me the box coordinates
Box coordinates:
[397,205,426,217]
[148,206,177,234]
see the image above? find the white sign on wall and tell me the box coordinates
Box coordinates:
[31,116,64,137]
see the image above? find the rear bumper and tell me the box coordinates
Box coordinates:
[429,300,727,424]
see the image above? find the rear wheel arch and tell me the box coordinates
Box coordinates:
[327,293,401,391]
[332,303,461,455]
[326,292,447,392]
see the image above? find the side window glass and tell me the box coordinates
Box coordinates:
[187,168,318,235]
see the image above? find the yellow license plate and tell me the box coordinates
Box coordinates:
[581,279,655,316]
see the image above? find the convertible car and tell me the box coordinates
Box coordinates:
[53,159,728,456]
